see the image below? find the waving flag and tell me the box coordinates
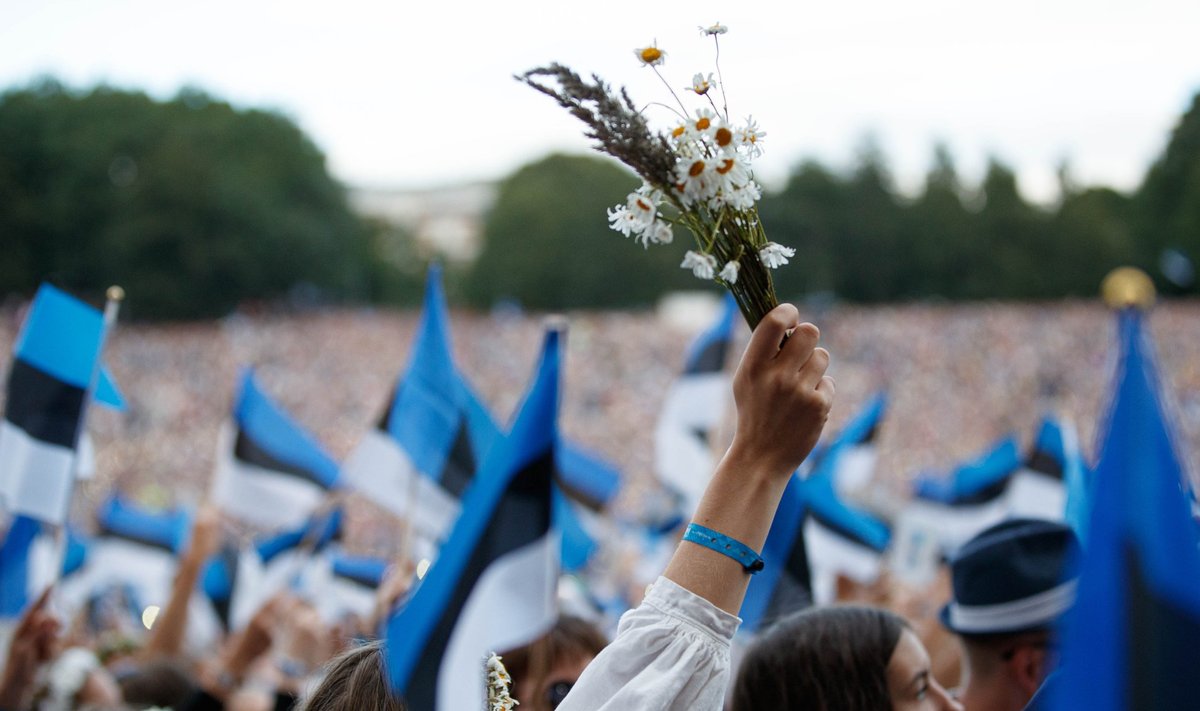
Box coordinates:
[900,437,1021,553]
[1007,417,1075,521]
[1050,308,1200,710]
[212,370,340,529]
[342,265,499,543]
[0,284,123,524]
[655,295,737,515]
[386,328,562,709]
[1,516,90,619]
[79,497,190,614]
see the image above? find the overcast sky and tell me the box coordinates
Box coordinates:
[3,0,1198,202]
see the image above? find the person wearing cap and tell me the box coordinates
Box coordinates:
[940,518,1080,711]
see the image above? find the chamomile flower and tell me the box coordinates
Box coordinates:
[688,108,718,139]
[759,242,796,269]
[626,191,657,230]
[642,219,674,246]
[634,44,666,66]
[700,22,728,36]
[724,181,762,211]
[607,204,640,237]
[719,260,741,284]
[713,153,750,193]
[736,117,767,158]
[687,73,715,96]
[675,157,718,206]
[681,250,718,279]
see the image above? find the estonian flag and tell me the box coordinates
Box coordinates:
[654,295,737,515]
[1049,308,1200,710]
[386,328,562,709]
[740,397,891,631]
[305,551,388,623]
[341,265,500,543]
[0,516,89,619]
[212,370,340,530]
[0,284,123,524]
[1007,417,1078,521]
[81,497,190,614]
[554,442,621,572]
[901,437,1022,553]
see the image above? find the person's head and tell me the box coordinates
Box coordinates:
[940,518,1080,708]
[117,660,196,709]
[300,639,406,711]
[500,615,608,711]
[733,605,960,710]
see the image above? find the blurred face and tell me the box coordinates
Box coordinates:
[514,653,594,711]
[887,629,963,711]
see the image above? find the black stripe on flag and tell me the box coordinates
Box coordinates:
[1026,447,1064,480]
[686,338,728,376]
[4,359,85,448]
[761,517,814,628]
[948,475,1010,506]
[233,429,329,488]
[97,527,177,555]
[402,448,554,709]
[1126,544,1200,707]
[376,385,398,432]
[808,508,885,552]
[439,418,476,500]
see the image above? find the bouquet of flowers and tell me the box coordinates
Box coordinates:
[519,23,793,329]
[485,653,519,710]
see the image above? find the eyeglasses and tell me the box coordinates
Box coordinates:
[546,680,574,708]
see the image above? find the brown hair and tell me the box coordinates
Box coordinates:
[500,616,608,709]
[732,605,907,711]
[300,639,405,711]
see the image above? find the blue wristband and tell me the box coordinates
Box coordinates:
[683,523,765,574]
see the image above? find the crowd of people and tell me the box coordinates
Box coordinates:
[2,297,1198,709]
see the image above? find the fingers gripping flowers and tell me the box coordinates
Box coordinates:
[519,23,795,328]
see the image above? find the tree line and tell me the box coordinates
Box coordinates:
[1,79,1198,318]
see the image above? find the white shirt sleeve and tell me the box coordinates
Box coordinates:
[557,576,742,711]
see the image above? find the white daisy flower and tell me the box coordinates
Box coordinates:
[626,191,657,230]
[643,219,674,246]
[634,44,666,66]
[759,242,796,269]
[675,157,719,206]
[687,73,715,96]
[737,117,767,158]
[719,260,741,284]
[688,108,718,139]
[724,180,762,211]
[607,204,639,237]
[681,250,718,279]
[713,153,750,193]
[700,22,728,35]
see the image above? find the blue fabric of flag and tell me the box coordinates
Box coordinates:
[235,370,339,489]
[740,473,807,634]
[15,284,124,410]
[554,488,596,572]
[1050,310,1200,710]
[332,554,388,588]
[557,440,621,508]
[384,264,466,482]
[0,515,39,618]
[914,437,1021,504]
[97,497,191,553]
[682,294,737,375]
[255,508,343,564]
[386,328,561,694]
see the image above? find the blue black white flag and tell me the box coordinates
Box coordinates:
[1049,309,1200,710]
[0,516,89,619]
[212,370,340,530]
[654,295,737,516]
[386,328,562,709]
[83,497,190,615]
[341,265,499,543]
[0,284,123,524]
[1007,417,1077,521]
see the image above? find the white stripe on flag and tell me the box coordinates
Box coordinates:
[1006,468,1066,521]
[898,496,1010,555]
[804,517,884,605]
[212,425,325,530]
[341,429,460,541]
[85,538,178,609]
[655,373,728,514]
[0,420,75,524]
[438,531,559,710]
[834,444,878,497]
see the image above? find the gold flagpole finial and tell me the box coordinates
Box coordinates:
[1101,267,1155,310]
[106,285,126,302]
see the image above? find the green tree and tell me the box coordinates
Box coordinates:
[1135,92,1200,292]
[466,153,699,309]
[0,80,413,318]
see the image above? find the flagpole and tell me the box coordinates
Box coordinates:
[50,286,124,586]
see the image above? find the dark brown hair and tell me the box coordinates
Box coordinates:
[732,605,907,711]
[300,639,405,711]
[500,615,608,710]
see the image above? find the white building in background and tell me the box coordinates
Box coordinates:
[350,182,497,263]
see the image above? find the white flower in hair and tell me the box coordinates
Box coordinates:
[486,653,519,711]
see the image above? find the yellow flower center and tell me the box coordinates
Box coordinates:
[695,117,711,131]
[716,158,735,175]
[672,125,686,138]
[715,127,733,147]
[640,47,663,63]
[689,160,706,177]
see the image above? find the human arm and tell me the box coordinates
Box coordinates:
[0,587,61,710]
[143,504,222,660]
